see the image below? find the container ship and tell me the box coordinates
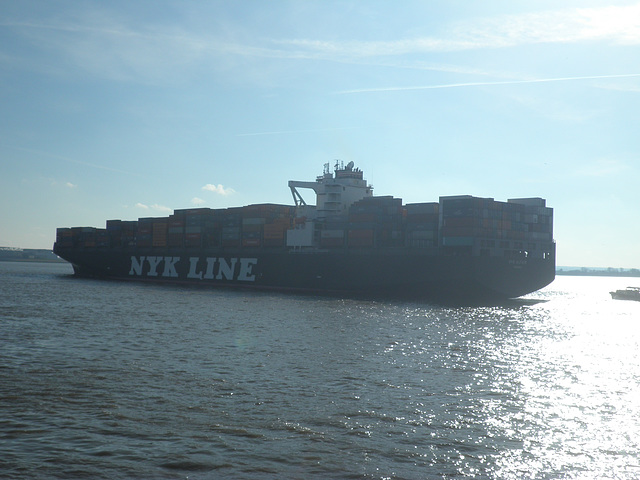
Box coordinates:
[53,162,555,302]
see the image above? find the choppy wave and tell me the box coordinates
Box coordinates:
[1,262,639,479]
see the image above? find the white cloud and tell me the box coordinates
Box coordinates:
[191,197,206,206]
[277,4,640,57]
[577,5,640,45]
[151,204,172,213]
[202,184,235,195]
[449,5,640,49]
[65,182,77,188]
[135,203,172,213]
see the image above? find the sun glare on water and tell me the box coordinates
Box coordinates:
[498,276,640,477]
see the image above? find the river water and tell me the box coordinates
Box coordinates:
[1,261,639,479]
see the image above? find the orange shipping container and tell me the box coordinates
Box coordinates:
[264,231,285,240]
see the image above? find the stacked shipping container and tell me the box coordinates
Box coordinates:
[346,196,403,248]
[56,204,294,251]
[105,220,137,248]
[405,202,439,248]
[55,196,552,258]
[241,204,292,248]
[440,196,553,257]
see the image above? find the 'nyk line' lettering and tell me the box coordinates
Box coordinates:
[129,256,257,282]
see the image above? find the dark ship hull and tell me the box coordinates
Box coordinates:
[53,244,555,302]
[54,162,556,303]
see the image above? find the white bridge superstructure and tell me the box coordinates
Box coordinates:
[288,161,372,219]
[286,161,373,247]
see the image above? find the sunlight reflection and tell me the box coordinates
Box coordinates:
[489,276,640,478]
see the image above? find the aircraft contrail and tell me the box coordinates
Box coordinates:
[335,73,640,94]
[7,144,140,176]
[236,127,357,137]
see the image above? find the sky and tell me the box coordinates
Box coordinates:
[1,0,639,268]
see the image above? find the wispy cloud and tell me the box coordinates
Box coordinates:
[3,3,639,84]
[202,184,235,195]
[276,4,640,57]
[447,4,640,50]
[191,197,206,206]
[1,14,274,84]
[65,182,77,188]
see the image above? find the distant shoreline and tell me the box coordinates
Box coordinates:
[556,268,640,277]
[0,248,65,263]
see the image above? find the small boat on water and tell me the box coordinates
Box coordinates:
[610,287,640,301]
